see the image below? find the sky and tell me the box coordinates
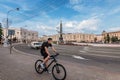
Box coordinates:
[0,0,120,36]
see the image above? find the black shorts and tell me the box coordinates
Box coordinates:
[41,51,48,59]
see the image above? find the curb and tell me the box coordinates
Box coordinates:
[12,46,40,58]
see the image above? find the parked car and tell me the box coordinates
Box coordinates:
[30,42,42,49]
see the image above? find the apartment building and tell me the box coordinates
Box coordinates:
[2,28,38,43]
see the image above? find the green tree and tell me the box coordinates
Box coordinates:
[94,37,97,43]
[104,34,110,43]
[111,36,118,43]
[0,23,3,43]
[106,34,110,43]
[13,37,17,42]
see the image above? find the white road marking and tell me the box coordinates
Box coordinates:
[72,55,87,60]
[79,47,89,53]
[79,50,86,53]
[84,46,89,51]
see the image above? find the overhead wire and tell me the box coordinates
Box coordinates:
[13,0,69,23]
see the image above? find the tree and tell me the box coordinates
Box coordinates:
[94,37,97,43]
[106,34,110,43]
[13,37,17,42]
[104,34,110,43]
[111,36,118,43]
[0,23,3,43]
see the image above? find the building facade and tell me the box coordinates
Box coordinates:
[95,35,103,43]
[39,33,96,43]
[2,28,38,43]
[102,30,120,43]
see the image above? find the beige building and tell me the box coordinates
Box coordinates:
[95,35,103,42]
[2,28,38,43]
[39,33,96,43]
[102,30,120,42]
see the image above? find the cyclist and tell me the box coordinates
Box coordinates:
[40,38,56,70]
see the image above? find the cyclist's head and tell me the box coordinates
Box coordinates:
[48,38,52,43]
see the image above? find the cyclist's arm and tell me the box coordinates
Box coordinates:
[45,47,50,56]
[52,47,56,53]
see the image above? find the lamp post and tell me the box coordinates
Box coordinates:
[3,8,19,47]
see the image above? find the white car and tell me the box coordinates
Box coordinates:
[30,42,42,49]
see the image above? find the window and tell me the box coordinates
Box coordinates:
[17,32,19,34]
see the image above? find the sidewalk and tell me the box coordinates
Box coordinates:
[0,47,120,80]
[0,47,54,80]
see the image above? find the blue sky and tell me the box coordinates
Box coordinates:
[0,0,120,36]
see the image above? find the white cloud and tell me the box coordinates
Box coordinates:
[69,0,81,5]
[64,21,77,28]
[11,16,60,36]
[21,4,32,11]
[37,25,56,31]
[0,12,6,27]
[108,7,120,15]
[0,4,12,10]
[36,25,57,35]
[72,5,84,12]
[8,9,101,36]
[69,0,84,12]
[0,12,6,18]
[63,17,100,33]
[78,18,100,30]
[108,27,120,32]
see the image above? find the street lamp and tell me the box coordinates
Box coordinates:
[3,8,19,47]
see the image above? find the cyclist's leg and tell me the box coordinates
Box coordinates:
[42,54,50,71]
[41,51,49,63]
[44,56,51,73]
[43,55,50,64]
[41,53,49,68]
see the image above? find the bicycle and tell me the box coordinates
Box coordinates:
[35,53,67,80]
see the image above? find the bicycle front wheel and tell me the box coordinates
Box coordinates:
[35,59,44,74]
[52,64,66,80]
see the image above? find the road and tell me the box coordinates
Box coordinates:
[13,44,120,80]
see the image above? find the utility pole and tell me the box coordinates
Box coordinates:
[59,20,64,44]
[3,8,19,47]
[0,23,2,44]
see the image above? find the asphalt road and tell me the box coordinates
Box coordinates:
[1,46,120,79]
[15,44,120,72]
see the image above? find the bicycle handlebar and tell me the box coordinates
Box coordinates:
[50,53,59,58]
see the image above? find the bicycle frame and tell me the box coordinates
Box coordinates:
[46,56,58,69]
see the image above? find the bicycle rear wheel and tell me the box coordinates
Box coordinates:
[35,59,44,74]
[52,64,66,80]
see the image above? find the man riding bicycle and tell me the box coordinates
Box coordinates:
[40,38,56,71]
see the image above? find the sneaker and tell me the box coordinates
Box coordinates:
[40,63,45,69]
[44,68,51,74]
[47,70,51,74]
